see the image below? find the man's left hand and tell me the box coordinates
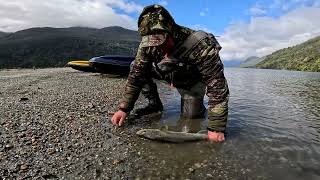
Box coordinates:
[208,131,225,142]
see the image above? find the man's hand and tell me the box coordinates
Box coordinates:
[208,131,225,142]
[111,110,127,126]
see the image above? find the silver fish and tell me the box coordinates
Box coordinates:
[136,129,208,143]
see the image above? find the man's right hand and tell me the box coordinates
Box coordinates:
[111,110,127,126]
[208,131,225,142]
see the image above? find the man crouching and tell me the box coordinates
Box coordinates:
[111,4,229,142]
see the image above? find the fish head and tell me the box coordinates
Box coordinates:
[136,129,163,140]
[136,129,148,136]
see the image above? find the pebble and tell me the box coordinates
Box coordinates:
[47,148,55,155]
[5,144,14,150]
[108,112,115,116]
[0,152,5,160]
[188,168,195,172]
[194,163,201,168]
[113,159,123,165]
[207,174,213,177]
[20,164,28,171]
[88,103,95,109]
[25,140,32,145]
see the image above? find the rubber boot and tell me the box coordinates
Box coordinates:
[134,80,163,116]
[180,98,205,119]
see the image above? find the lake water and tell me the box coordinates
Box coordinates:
[138,68,320,179]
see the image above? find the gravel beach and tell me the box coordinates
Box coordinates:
[0,68,248,180]
[0,68,147,179]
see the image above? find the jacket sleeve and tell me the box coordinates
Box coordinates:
[119,45,153,112]
[192,36,229,132]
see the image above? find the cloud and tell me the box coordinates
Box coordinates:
[200,8,209,17]
[158,1,168,6]
[268,0,320,12]
[0,0,143,32]
[191,24,215,33]
[249,5,266,16]
[104,0,143,13]
[219,6,320,61]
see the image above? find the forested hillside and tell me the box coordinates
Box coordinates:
[0,26,140,69]
[256,36,320,72]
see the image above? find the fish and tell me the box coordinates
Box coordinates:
[136,129,208,143]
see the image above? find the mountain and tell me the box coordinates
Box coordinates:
[239,56,265,68]
[0,31,9,38]
[256,36,320,72]
[223,60,242,67]
[0,26,140,69]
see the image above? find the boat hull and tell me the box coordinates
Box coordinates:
[67,61,97,72]
[89,56,134,75]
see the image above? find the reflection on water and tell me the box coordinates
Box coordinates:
[140,68,320,179]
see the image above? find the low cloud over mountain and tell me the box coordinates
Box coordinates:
[0,0,142,32]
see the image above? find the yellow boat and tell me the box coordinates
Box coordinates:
[67,60,96,72]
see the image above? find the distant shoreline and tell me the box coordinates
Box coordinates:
[1,66,320,74]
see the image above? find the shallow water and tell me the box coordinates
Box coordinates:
[139,68,320,179]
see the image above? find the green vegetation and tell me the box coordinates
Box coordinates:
[256,36,320,72]
[240,56,265,68]
[0,27,140,69]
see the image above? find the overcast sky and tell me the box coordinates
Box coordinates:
[1,0,320,61]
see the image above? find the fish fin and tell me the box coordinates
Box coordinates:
[197,130,207,134]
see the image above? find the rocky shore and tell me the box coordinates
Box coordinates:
[0,68,251,179]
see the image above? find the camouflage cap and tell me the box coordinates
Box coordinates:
[138,4,175,36]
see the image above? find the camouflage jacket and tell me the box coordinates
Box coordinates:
[119,25,229,132]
